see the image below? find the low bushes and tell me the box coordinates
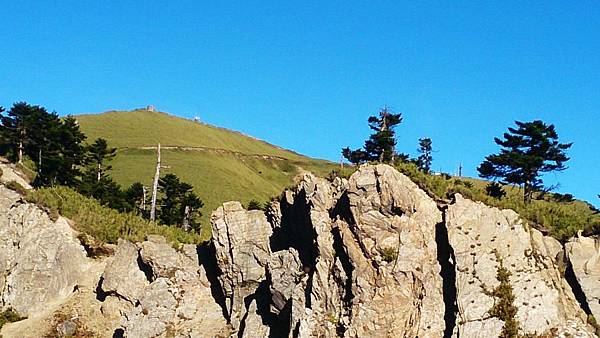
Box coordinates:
[0,308,26,329]
[26,186,206,247]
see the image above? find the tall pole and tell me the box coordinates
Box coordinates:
[150,143,161,222]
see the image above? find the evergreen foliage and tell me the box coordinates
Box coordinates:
[478,120,572,203]
[77,137,129,211]
[26,186,206,245]
[246,199,262,210]
[486,182,507,199]
[0,102,87,186]
[416,137,433,173]
[342,107,403,164]
[125,182,147,215]
[84,138,116,181]
[487,258,520,338]
[157,174,203,231]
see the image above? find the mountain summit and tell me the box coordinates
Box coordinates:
[75,109,336,229]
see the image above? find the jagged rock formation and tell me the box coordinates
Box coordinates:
[102,236,230,337]
[566,235,600,321]
[213,165,445,337]
[0,164,598,338]
[447,194,590,337]
[210,201,273,332]
[0,186,89,316]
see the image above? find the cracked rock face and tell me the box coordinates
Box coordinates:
[2,164,599,338]
[566,235,600,321]
[209,165,446,337]
[210,201,273,331]
[104,237,230,337]
[447,194,589,337]
[0,186,89,316]
[344,165,445,338]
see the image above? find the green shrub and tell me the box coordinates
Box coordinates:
[395,162,451,199]
[588,314,600,336]
[326,167,356,182]
[5,180,28,195]
[0,307,26,329]
[486,182,506,199]
[246,199,263,210]
[483,256,520,338]
[26,186,206,247]
[379,247,398,263]
[454,179,474,189]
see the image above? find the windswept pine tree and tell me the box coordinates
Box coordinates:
[342,107,403,164]
[478,120,572,203]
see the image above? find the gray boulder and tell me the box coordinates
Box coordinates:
[0,186,89,316]
[566,235,600,321]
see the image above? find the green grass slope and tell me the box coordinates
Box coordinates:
[75,109,337,231]
[76,109,308,159]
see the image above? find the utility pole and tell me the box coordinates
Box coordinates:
[458,163,462,177]
[150,143,161,222]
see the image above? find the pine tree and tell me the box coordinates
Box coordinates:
[416,137,433,173]
[341,147,367,165]
[342,107,403,164]
[0,102,47,164]
[78,170,129,211]
[157,174,203,231]
[0,103,87,186]
[478,120,572,203]
[85,138,116,182]
[125,182,147,215]
[54,116,87,186]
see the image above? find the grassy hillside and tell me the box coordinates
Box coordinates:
[75,109,337,230]
[74,109,598,243]
[76,109,308,159]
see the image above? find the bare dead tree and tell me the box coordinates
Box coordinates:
[150,143,161,222]
[142,185,147,212]
[182,205,190,231]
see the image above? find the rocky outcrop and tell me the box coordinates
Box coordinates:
[0,186,89,316]
[267,248,303,315]
[1,164,599,338]
[0,185,230,337]
[566,235,600,321]
[0,161,32,190]
[210,201,273,332]
[208,165,446,337]
[106,236,230,337]
[345,165,445,337]
[447,194,589,337]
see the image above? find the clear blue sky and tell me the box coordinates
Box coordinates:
[1,1,599,205]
